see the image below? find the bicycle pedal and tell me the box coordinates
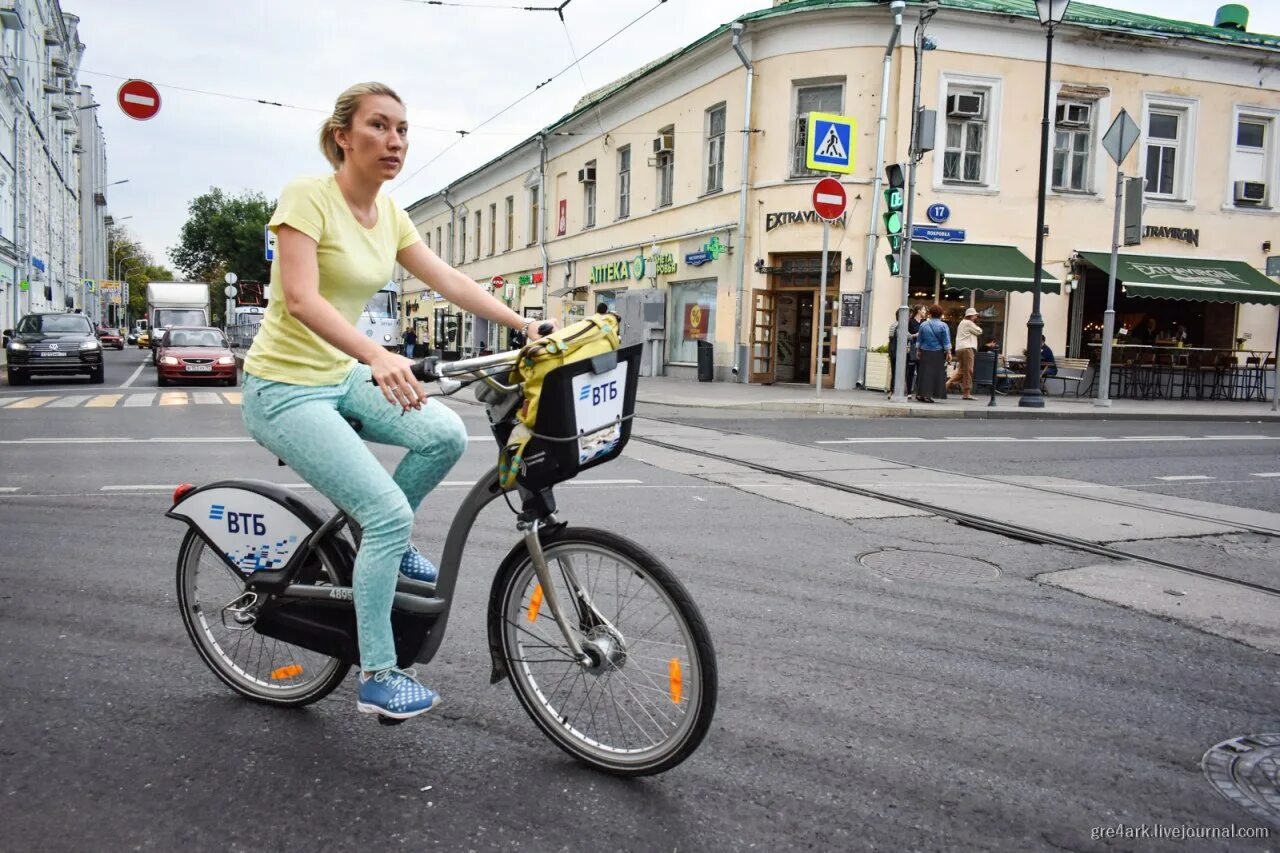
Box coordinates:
[376,715,406,727]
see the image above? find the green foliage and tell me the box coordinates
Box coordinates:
[870,344,890,353]
[107,225,175,326]
[169,187,274,287]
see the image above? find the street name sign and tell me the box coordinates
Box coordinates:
[911,225,966,242]
[805,112,855,174]
[812,178,847,221]
[117,79,161,121]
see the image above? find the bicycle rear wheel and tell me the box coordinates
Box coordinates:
[176,530,351,707]
[493,527,717,776]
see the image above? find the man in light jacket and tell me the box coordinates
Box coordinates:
[955,307,982,400]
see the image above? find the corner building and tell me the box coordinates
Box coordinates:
[403,0,1280,387]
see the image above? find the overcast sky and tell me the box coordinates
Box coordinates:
[72,0,1280,272]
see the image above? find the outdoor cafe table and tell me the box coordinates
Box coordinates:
[1083,343,1272,399]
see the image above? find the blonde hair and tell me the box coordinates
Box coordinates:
[319,82,404,170]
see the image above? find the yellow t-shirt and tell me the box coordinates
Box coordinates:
[244,174,421,385]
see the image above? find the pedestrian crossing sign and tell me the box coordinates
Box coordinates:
[806,112,855,174]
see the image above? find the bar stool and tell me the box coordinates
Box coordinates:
[1242,356,1265,401]
[1133,351,1158,399]
[1208,354,1239,400]
[1182,351,1206,399]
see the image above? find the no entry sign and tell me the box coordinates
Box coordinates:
[812,177,847,221]
[117,79,161,121]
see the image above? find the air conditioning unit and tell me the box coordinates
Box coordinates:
[1055,102,1091,127]
[946,93,984,118]
[577,165,596,183]
[652,133,674,155]
[1234,180,1267,204]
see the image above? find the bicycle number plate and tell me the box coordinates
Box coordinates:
[571,364,627,436]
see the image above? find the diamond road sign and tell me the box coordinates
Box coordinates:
[806,112,855,174]
[1102,108,1141,166]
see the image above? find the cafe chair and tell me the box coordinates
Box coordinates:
[1242,356,1265,401]
[1207,354,1239,400]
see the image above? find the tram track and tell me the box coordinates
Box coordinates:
[631,421,1280,599]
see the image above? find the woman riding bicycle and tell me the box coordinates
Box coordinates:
[242,82,552,721]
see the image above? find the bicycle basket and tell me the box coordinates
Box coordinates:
[502,342,641,492]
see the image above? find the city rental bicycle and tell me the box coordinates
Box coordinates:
[166,340,718,776]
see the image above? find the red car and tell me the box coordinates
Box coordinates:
[156,326,238,387]
[96,326,124,349]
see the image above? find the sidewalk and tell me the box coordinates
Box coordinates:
[636,376,1280,421]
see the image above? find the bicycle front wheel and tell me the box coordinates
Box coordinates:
[494,527,717,776]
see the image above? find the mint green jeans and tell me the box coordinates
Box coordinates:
[242,364,468,671]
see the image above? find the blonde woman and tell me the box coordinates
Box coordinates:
[242,82,552,721]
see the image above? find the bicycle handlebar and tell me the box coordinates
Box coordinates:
[408,321,556,385]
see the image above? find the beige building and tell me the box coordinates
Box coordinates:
[402,0,1280,389]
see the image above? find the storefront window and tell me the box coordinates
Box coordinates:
[667,280,716,364]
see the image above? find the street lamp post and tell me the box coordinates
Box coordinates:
[1019,0,1071,409]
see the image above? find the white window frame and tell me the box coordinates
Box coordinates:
[704,102,726,194]
[527,184,540,247]
[655,125,674,209]
[933,73,1003,194]
[790,79,844,179]
[488,202,497,255]
[583,159,597,228]
[1225,105,1279,213]
[1050,96,1096,194]
[473,210,481,260]
[1140,94,1198,206]
[504,196,514,252]
[617,145,631,219]
[458,213,468,264]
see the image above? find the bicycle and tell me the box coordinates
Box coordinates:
[166,340,718,776]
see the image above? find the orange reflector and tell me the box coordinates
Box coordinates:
[528,583,543,623]
[172,483,197,504]
[668,658,683,705]
[270,664,304,680]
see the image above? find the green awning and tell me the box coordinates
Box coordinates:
[912,241,1061,294]
[1079,251,1280,305]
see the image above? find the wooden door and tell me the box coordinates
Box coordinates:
[810,291,836,388]
[749,289,777,384]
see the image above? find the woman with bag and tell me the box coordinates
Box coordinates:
[914,304,952,403]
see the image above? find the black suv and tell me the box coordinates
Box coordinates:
[4,313,105,385]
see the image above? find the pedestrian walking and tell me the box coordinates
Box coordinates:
[914,304,951,403]
[906,305,925,397]
[955,307,982,399]
[402,325,417,358]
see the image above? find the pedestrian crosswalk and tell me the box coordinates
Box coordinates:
[0,391,243,410]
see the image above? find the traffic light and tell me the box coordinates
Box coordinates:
[883,163,906,276]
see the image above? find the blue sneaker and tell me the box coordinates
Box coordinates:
[399,544,438,583]
[356,668,441,719]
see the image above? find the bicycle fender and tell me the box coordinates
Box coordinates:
[166,479,329,582]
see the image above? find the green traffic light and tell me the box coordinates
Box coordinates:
[883,187,904,211]
[882,210,903,234]
[887,234,902,252]
[884,253,901,276]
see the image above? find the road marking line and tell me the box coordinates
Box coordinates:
[123,393,155,407]
[194,392,222,405]
[47,395,92,408]
[222,392,242,404]
[1154,475,1214,481]
[119,362,147,389]
[99,478,644,492]
[159,392,188,406]
[817,435,1280,445]
[0,487,19,492]
[86,394,123,407]
[8,396,55,409]
[0,396,27,407]
[101,485,176,491]
[1250,472,1280,478]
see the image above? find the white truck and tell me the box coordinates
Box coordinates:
[146,282,211,364]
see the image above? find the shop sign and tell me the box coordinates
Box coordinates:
[685,236,729,267]
[1130,263,1245,286]
[765,211,847,232]
[683,303,709,340]
[839,293,863,327]
[557,199,567,237]
[517,272,546,286]
[590,254,647,284]
[1143,225,1199,247]
[31,257,45,272]
[651,252,677,276]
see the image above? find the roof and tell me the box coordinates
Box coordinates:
[408,0,1279,211]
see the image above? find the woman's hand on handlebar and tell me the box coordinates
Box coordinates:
[369,349,426,411]
[525,320,558,342]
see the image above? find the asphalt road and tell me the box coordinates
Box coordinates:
[1,352,1277,850]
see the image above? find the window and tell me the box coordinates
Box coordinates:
[1052,100,1094,192]
[425,231,431,252]
[474,210,481,260]
[583,159,596,228]
[488,203,496,255]
[504,196,514,251]
[1230,113,1274,208]
[792,83,843,177]
[1145,111,1182,197]
[446,222,453,263]
[617,146,631,218]
[944,88,988,184]
[458,214,468,263]
[655,125,674,208]
[527,186,540,245]
[705,103,726,193]
[667,280,717,364]
[436,227,442,258]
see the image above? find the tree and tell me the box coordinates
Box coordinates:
[169,188,273,287]
[107,225,174,327]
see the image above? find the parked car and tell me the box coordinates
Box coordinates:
[127,332,139,345]
[4,312,104,385]
[96,326,124,349]
[156,326,238,387]
[136,330,150,348]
